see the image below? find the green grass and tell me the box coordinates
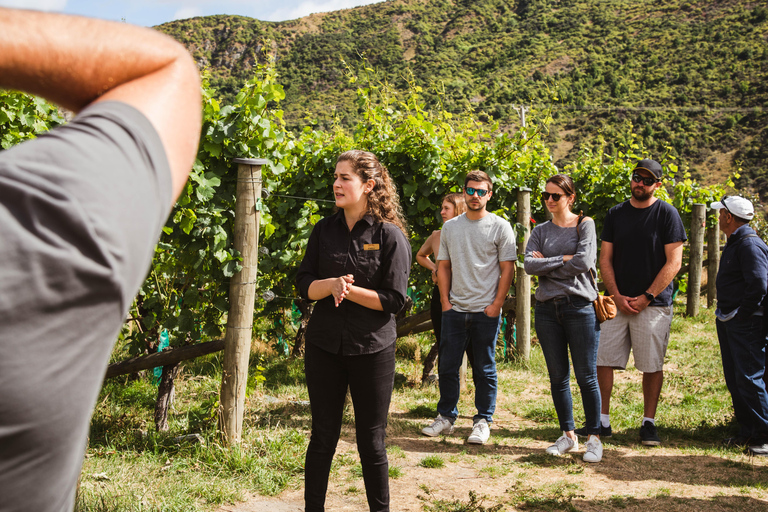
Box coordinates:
[418,454,446,469]
[79,305,768,511]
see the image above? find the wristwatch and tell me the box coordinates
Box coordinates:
[643,291,655,302]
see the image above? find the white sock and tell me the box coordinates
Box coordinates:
[601,414,610,428]
[643,416,655,425]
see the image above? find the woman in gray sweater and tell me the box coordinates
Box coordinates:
[524,174,603,463]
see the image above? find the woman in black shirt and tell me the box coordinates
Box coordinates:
[297,150,411,512]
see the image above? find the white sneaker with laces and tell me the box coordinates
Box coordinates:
[545,433,578,455]
[467,419,490,444]
[583,434,603,463]
[422,414,454,437]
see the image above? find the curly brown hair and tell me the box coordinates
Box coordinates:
[336,150,408,235]
[443,193,466,217]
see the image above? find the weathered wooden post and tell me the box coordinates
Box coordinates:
[707,209,720,308]
[686,203,706,317]
[219,158,266,444]
[515,188,532,361]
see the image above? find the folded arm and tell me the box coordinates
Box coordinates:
[0,8,201,201]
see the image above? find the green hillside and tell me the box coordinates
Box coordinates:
[157,0,768,196]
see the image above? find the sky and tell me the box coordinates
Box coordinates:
[0,0,386,26]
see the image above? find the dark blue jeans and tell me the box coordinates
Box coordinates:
[716,316,768,441]
[535,296,601,434]
[437,308,501,423]
[304,342,395,512]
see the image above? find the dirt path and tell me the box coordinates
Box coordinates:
[218,406,768,512]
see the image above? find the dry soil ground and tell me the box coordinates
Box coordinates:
[217,404,768,512]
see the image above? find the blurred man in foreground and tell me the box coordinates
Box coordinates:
[0,8,201,511]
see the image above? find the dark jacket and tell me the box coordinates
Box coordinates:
[716,224,768,319]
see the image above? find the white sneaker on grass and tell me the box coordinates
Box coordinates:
[467,419,490,444]
[583,435,603,463]
[422,414,454,437]
[545,433,578,455]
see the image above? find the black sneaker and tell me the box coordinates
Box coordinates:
[639,421,661,446]
[575,424,612,438]
[723,435,751,448]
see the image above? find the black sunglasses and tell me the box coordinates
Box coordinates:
[632,173,660,186]
[720,195,734,216]
[464,186,489,197]
[542,192,563,202]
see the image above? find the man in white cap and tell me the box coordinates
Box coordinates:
[711,195,768,456]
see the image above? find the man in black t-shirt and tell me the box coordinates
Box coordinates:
[576,159,686,446]
[0,9,201,512]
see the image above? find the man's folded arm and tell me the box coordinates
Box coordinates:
[0,8,202,201]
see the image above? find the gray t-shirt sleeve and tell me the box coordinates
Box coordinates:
[0,100,172,512]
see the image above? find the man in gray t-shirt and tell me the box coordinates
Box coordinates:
[0,9,201,512]
[421,170,516,445]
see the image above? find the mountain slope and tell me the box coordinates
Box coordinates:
[157,0,768,194]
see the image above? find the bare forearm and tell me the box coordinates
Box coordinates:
[0,9,188,111]
[646,262,679,297]
[599,251,619,297]
[345,286,383,311]
[416,254,436,272]
[307,279,335,301]
[493,264,515,307]
[0,8,202,199]
[437,261,452,308]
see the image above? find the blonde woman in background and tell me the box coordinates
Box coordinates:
[416,193,472,383]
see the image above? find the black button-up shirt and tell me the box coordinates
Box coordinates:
[296,210,411,355]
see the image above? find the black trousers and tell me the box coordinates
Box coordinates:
[304,342,395,512]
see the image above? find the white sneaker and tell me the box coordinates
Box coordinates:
[422,414,454,437]
[467,419,490,445]
[545,433,578,455]
[583,435,603,463]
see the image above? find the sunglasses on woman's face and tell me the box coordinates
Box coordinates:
[464,186,489,197]
[542,192,562,202]
[631,173,660,186]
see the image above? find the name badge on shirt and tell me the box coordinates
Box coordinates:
[364,244,380,250]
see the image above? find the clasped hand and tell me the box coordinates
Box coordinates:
[616,294,650,315]
[332,274,354,307]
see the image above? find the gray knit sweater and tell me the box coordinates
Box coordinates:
[523,218,598,302]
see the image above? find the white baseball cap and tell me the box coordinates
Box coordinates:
[711,195,754,221]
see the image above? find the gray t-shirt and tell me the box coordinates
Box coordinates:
[523,218,598,302]
[437,212,516,312]
[0,101,171,512]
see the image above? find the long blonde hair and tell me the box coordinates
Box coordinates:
[337,150,408,235]
[443,193,466,217]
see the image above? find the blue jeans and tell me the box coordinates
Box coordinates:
[437,308,501,423]
[716,316,768,441]
[535,296,601,434]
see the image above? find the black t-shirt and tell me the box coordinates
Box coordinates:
[601,199,687,307]
[296,210,411,356]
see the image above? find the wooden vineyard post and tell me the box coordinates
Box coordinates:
[219,158,266,444]
[707,209,720,308]
[686,203,706,317]
[515,188,532,361]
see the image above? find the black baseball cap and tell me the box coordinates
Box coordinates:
[633,159,663,179]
